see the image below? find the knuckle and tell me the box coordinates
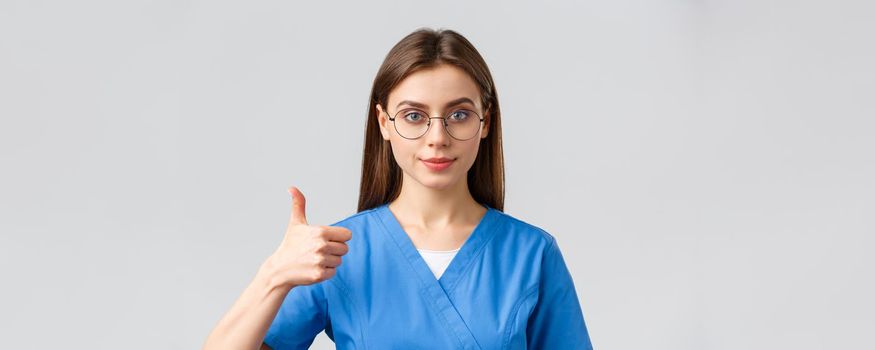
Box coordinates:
[316,226,330,237]
[310,269,324,282]
[306,226,320,238]
[310,254,323,266]
[315,240,328,252]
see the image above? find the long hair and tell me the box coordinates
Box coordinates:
[357,27,505,213]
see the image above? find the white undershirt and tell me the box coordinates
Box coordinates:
[416,247,461,279]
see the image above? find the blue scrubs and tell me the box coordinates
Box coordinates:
[264,203,593,349]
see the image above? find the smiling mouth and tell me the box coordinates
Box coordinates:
[422,158,453,163]
[421,158,455,171]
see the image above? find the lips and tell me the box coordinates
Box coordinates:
[422,157,454,163]
[421,157,455,171]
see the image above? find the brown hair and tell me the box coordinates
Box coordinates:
[357,27,505,213]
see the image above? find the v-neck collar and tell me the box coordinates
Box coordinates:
[375,202,499,349]
[375,202,499,293]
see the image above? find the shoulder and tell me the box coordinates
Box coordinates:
[324,205,386,248]
[493,209,557,244]
[327,206,381,228]
[487,209,558,260]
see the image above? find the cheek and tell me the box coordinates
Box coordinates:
[389,141,416,165]
[389,139,482,173]
[457,142,482,167]
[466,140,482,157]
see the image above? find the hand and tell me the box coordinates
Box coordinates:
[265,186,352,289]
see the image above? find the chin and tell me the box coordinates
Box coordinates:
[416,174,459,190]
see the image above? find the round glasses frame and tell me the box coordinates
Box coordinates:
[387,108,485,141]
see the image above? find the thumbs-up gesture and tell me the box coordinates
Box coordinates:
[266,186,352,288]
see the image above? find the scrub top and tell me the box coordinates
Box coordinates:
[263,203,593,350]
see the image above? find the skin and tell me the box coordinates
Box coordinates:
[203,63,490,350]
[376,63,491,251]
[203,186,352,350]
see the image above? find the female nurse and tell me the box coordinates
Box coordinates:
[204,28,594,350]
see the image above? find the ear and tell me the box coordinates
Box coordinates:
[376,104,391,141]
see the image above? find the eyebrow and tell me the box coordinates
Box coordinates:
[396,97,477,110]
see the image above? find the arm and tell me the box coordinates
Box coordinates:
[204,187,346,350]
[203,257,293,350]
[526,236,594,349]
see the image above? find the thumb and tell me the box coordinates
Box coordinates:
[287,186,308,226]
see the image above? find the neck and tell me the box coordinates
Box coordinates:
[389,172,483,230]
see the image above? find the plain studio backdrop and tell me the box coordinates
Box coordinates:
[1,0,872,349]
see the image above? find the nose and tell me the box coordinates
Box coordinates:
[424,117,451,146]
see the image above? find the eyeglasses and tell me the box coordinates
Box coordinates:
[386,106,484,141]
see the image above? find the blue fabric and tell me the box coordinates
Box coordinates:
[263,203,593,349]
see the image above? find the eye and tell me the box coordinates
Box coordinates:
[449,110,471,121]
[403,111,426,123]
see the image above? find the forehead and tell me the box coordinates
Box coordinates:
[388,64,481,110]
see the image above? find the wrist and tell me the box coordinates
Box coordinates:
[258,255,295,293]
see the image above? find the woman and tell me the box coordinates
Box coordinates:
[204,28,593,350]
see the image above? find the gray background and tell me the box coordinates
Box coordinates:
[1,0,872,349]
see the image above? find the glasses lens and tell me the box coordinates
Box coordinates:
[393,108,482,140]
[394,109,430,139]
[445,109,481,140]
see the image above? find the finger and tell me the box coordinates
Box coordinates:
[322,241,349,256]
[320,255,342,268]
[320,266,336,279]
[320,226,352,242]
[287,186,308,226]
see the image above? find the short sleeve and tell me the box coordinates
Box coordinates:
[263,282,329,350]
[526,236,594,349]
